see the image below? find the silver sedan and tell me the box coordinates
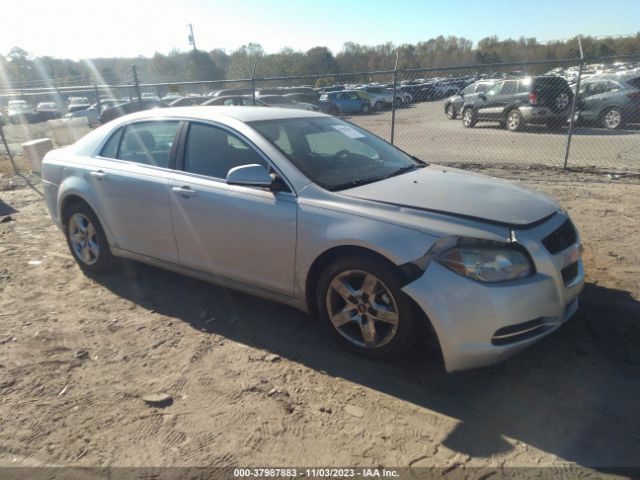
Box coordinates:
[42,107,584,371]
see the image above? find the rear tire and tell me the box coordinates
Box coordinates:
[361,104,371,114]
[374,101,384,112]
[63,202,115,273]
[506,109,525,132]
[316,256,417,359]
[462,108,477,128]
[328,106,340,116]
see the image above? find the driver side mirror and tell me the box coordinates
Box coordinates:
[226,164,288,192]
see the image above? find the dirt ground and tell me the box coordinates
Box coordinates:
[1,164,639,476]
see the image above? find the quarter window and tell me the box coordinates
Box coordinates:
[117,121,180,168]
[183,123,267,179]
[100,128,123,159]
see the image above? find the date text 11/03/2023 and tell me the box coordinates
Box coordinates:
[233,468,400,478]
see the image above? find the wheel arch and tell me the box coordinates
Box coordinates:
[304,245,439,350]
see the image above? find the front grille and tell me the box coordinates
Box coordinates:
[542,219,577,254]
[491,317,549,346]
[561,262,579,284]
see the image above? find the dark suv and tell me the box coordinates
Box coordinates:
[461,76,573,131]
[443,79,499,119]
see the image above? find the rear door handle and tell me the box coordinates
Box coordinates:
[171,186,197,198]
[90,170,107,180]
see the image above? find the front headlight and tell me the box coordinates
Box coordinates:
[438,247,532,283]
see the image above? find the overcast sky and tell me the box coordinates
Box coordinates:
[3,0,639,59]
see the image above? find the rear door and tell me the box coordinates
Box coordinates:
[88,120,182,263]
[476,81,505,119]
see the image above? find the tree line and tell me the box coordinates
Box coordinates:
[1,34,639,90]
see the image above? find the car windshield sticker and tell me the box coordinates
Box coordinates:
[332,124,366,139]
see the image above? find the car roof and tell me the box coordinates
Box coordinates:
[116,106,325,123]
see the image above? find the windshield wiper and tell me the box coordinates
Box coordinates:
[329,178,382,191]
[383,163,425,180]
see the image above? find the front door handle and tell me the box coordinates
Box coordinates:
[171,186,197,198]
[90,170,107,180]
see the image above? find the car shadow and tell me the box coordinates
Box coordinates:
[93,263,640,471]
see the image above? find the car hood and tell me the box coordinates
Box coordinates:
[340,165,559,227]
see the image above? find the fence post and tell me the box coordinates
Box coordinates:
[94,83,101,116]
[132,64,142,107]
[563,37,584,170]
[251,62,257,105]
[390,50,399,145]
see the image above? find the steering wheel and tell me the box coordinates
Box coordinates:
[332,149,351,160]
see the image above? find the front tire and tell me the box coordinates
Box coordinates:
[316,256,416,359]
[446,104,457,120]
[64,202,115,273]
[462,108,477,128]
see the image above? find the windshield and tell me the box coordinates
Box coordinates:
[250,117,424,191]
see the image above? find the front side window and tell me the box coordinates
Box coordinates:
[250,117,423,191]
[117,121,180,168]
[486,82,504,96]
[461,85,475,95]
[183,123,267,179]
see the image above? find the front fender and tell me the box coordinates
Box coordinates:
[294,201,438,300]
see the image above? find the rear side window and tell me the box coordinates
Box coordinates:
[117,121,180,168]
[183,123,267,179]
[517,80,532,93]
[500,81,518,95]
[100,128,123,159]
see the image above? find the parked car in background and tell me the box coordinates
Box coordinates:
[8,101,37,124]
[574,74,640,129]
[354,86,398,110]
[461,75,574,131]
[141,93,161,101]
[162,93,182,104]
[36,102,62,121]
[68,97,91,113]
[443,80,498,120]
[283,93,320,105]
[0,111,5,126]
[169,96,206,107]
[207,88,253,98]
[319,90,371,115]
[201,95,269,106]
[99,99,165,123]
[41,107,584,372]
[258,95,318,111]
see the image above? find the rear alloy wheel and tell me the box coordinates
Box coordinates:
[64,202,115,273]
[317,256,416,359]
[328,106,340,116]
[446,104,457,120]
[462,108,477,128]
[374,101,384,112]
[361,103,371,114]
[601,107,623,130]
[506,109,525,132]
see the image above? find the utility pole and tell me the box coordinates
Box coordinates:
[188,23,197,51]
[132,64,142,107]
[563,35,584,171]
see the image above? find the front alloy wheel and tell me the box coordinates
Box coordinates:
[317,256,416,358]
[326,270,399,348]
[462,108,476,128]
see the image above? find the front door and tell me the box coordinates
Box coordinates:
[169,121,297,296]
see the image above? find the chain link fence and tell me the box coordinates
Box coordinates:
[2,54,640,176]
